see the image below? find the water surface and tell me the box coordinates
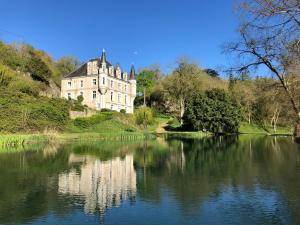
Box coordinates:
[0,136,299,225]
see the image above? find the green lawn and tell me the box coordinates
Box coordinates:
[239,122,292,135]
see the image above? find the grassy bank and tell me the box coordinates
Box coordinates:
[239,122,292,135]
[0,114,293,148]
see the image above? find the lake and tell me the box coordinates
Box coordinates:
[0,135,299,225]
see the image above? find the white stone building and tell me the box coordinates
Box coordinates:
[61,50,136,113]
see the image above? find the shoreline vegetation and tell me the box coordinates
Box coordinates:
[0,114,292,148]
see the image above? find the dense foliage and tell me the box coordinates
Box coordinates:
[0,61,70,133]
[0,40,80,87]
[0,90,70,133]
[183,89,241,134]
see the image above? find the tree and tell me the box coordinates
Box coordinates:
[25,48,52,84]
[136,70,157,96]
[228,73,255,124]
[225,0,300,133]
[183,89,241,134]
[161,58,203,125]
[56,56,80,77]
[135,68,162,108]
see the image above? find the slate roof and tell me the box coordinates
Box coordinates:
[64,63,87,78]
[63,51,135,80]
[64,58,112,78]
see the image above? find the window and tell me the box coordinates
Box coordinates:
[80,80,84,88]
[67,93,71,100]
[93,79,97,86]
[125,95,127,104]
[110,92,113,102]
[92,91,96,99]
[110,80,113,88]
[103,77,105,85]
[68,81,72,87]
[80,92,83,96]
[111,104,113,110]
[118,93,121,103]
[118,83,121,90]
[125,85,127,92]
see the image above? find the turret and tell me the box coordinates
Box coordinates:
[129,65,135,80]
[128,65,136,113]
[98,49,108,95]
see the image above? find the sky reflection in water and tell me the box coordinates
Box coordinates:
[0,136,299,225]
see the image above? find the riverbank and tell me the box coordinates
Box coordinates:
[239,122,292,136]
[0,116,293,148]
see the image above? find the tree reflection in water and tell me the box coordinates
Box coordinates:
[0,136,299,225]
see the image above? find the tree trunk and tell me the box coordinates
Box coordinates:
[248,112,251,124]
[273,76,300,137]
[179,97,184,125]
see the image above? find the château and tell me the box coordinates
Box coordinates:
[61,50,136,113]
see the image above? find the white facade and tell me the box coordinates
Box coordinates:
[61,50,136,113]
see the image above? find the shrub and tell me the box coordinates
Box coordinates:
[77,95,84,104]
[134,106,154,127]
[183,89,241,134]
[0,90,70,132]
[120,109,126,114]
[101,108,115,112]
[73,113,113,129]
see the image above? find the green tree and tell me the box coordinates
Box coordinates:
[56,56,80,77]
[161,58,203,124]
[184,89,241,134]
[25,49,52,84]
[136,69,158,106]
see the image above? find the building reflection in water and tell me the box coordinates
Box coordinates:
[58,153,136,217]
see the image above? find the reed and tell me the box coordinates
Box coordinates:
[0,134,48,147]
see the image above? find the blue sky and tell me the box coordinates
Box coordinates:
[0,0,238,74]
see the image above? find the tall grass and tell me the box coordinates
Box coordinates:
[59,132,156,142]
[0,134,48,148]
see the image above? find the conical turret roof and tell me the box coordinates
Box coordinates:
[130,65,135,80]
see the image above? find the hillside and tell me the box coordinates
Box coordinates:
[0,40,80,95]
[0,40,81,133]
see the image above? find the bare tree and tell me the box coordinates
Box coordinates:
[225,0,300,133]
